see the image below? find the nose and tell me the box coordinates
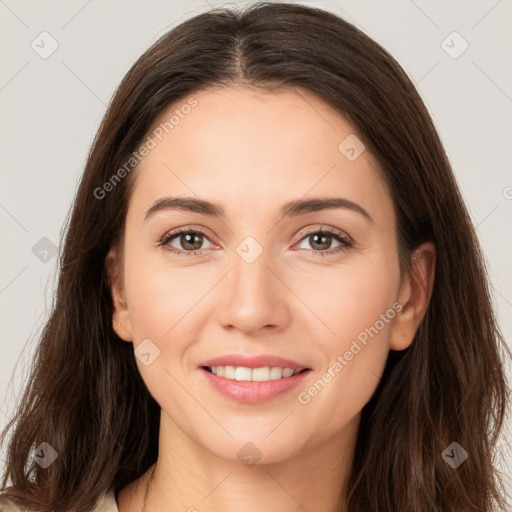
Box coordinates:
[216,245,291,336]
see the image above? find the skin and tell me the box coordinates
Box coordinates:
[106,85,435,512]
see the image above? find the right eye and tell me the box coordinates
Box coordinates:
[160,227,216,256]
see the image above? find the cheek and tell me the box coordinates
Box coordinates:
[124,246,210,340]
[294,255,400,345]
[293,257,399,432]
[122,258,206,401]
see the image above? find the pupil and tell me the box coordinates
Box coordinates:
[311,234,329,250]
[183,233,202,250]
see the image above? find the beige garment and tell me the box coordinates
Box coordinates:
[0,488,119,512]
[91,489,119,512]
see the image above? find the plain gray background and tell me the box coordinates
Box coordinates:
[1,0,511,497]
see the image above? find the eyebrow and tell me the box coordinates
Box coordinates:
[144,196,373,223]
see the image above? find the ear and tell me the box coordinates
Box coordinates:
[104,246,133,342]
[390,241,436,351]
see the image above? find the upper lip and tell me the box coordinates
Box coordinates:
[200,354,310,371]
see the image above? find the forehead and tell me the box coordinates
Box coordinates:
[128,85,391,220]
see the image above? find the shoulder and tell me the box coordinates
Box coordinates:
[93,488,119,512]
[0,488,119,512]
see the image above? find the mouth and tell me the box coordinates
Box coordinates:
[199,365,312,404]
[201,365,310,381]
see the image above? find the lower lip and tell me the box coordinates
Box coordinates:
[199,367,312,404]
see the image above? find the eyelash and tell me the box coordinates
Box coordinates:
[159,225,353,257]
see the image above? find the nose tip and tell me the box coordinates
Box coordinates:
[216,257,291,335]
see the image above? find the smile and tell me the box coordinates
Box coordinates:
[206,365,304,381]
[200,366,312,403]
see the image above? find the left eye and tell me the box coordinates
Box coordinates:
[296,229,351,253]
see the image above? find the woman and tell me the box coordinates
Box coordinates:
[1,2,509,511]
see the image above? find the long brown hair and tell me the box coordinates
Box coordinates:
[1,3,510,511]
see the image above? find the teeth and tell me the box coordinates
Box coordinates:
[209,366,302,382]
[235,367,253,381]
[252,367,270,381]
[224,366,236,379]
[270,367,283,380]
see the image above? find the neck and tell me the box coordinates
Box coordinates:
[136,410,359,512]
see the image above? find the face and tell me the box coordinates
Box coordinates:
[107,85,429,465]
